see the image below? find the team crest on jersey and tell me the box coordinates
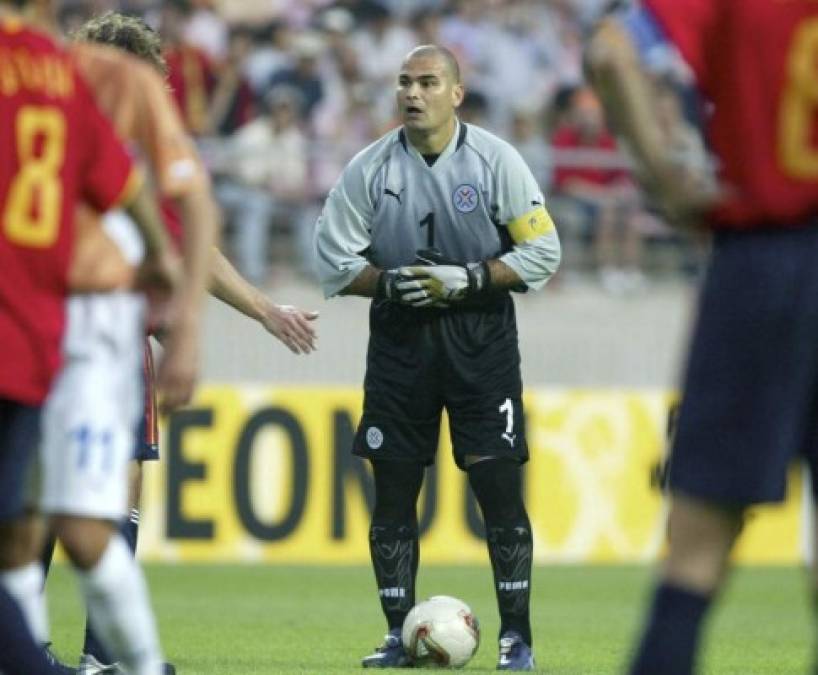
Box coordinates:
[453,184,479,213]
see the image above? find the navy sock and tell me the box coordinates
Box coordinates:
[0,585,58,674]
[629,582,712,675]
[83,511,139,663]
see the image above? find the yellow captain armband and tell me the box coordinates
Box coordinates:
[507,205,555,244]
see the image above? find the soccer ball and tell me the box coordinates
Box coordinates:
[402,595,480,668]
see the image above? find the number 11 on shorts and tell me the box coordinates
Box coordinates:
[499,398,515,447]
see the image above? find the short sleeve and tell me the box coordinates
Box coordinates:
[493,141,561,291]
[314,160,375,298]
[74,74,140,213]
[494,141,548,225]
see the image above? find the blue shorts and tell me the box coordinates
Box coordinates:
[668,222,818,505]
[0,399,41,520]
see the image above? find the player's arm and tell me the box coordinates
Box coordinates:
[209,248,318,354]
[122,175,175,265]
[338,265,381,298]
[172,186,219,319]
[314,160,378,299]
[585,9,720,225]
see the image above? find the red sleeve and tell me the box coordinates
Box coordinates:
[74,74,139,213]
[645,0,722,91]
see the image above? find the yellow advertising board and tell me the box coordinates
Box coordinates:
[137,387,803,564]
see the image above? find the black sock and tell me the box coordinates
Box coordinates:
[629,582,712,675]
[83,511,139,663]
[467,459,533,646]
[486,519,533,645]
[0,585,56,675]
[370,522,419,631]
[370,460,425,633]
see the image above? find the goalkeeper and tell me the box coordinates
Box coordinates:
[314,45,560,671]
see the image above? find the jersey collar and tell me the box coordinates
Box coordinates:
[399,119,467,167]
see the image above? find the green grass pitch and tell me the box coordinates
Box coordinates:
[46,563,811,674]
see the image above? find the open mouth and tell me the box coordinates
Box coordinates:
[405,106,423,115]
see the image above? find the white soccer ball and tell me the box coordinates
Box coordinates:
[402,595,480,668]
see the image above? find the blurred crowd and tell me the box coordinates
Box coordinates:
[60,0,708,292]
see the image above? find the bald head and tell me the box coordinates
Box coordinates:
[403,44,461,84]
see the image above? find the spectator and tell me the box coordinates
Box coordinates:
[411,7,444,46]
[208,26,255,136]
[215,86,310,284]
[458,90,489,127]
[162,0,217,135]
[317,6,356,53]
[510,105,552,193]
[185,0,228,61]
[267,31,326,120]
[244,20,294,95]
[551,87,645,292]
[349,3,415,128]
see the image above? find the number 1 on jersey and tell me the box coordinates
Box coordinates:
[419,212,435,248]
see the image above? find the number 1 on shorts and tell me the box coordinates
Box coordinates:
[499,398,513,434]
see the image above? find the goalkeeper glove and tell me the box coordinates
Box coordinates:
[398,248,490,305]
[376,268,429,305]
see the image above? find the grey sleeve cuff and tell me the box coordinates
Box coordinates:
[319,258,369,298]
[499,230,562,292]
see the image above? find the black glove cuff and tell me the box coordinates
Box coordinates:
[466,261,491,295]
[376,269,399,301]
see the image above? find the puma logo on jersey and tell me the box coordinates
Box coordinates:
[384,188,404,204]
[502,432,516,447]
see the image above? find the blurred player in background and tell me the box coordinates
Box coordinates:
[314,45,560,670]
[23,9,217,673]
[0,0,182,672]
[32,11,318,674]
[586,1,818,673]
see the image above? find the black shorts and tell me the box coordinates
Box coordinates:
[353,294,528,470]
[669,222,818,505]
[0,398,40,520]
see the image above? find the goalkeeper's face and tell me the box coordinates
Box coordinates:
[396,53,464,133]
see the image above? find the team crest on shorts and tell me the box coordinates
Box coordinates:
[453,184,479,213]
[366,426,384,449]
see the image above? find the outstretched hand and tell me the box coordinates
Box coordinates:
[260,303,319,354]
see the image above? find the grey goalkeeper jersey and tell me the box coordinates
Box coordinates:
[314,120,561,298]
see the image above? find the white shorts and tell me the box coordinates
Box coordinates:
[37,211,146,520]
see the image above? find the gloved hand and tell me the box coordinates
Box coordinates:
[397,248,490,306]
[376,268,431,306]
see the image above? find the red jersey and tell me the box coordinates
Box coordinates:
[646,0,818,228]
[0,19,139,404]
